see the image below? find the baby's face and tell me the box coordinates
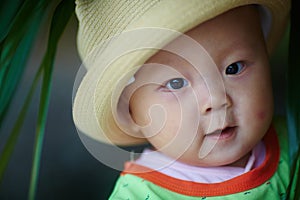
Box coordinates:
[127,6,273,167]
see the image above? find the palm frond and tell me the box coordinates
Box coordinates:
[28,1,75,199]
[0,0,74,200]
[0,0,50,124]
[0,0,51,183]
[0,0,24,42]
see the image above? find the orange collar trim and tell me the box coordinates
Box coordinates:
[121,126,280,196]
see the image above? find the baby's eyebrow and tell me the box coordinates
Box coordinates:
[146,50,188,65]
[215,42,257,63]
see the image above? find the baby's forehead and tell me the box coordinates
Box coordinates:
[146,50,190,68]
[134,6,266,80]
[136,51,205,82]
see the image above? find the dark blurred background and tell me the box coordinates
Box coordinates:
[0,13,289,200]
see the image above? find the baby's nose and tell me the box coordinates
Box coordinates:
[200,92,232,115]
[195,81,232,115]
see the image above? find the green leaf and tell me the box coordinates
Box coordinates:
[0,0,51,187]
[28,1,75,199]
[0,0,50,125]
[0,0,24,42]
[286,0,300,198]
[0,0,74,199]
[0,65,43,183]
[287,0,300,164]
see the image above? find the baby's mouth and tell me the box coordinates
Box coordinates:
[205,126,237,140]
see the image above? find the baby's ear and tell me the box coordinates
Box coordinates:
[115,86,141,137]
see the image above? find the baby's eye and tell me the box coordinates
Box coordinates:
[165,78,189,90]
[225,62,245,75]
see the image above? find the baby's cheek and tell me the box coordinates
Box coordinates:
[256,111,266,121]
[255,108,273,129]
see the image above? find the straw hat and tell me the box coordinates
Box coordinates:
[73,0,290,146]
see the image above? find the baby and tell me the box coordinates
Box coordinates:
[73,0,291,199]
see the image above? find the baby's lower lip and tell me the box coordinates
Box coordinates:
[205,127,237,140]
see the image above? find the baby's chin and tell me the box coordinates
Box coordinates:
[174,152,251,168]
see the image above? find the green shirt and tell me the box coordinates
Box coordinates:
[110,121,292,199]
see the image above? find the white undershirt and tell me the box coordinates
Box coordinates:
[134,141,266,183]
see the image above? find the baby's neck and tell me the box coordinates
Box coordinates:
[226,152,251,168]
